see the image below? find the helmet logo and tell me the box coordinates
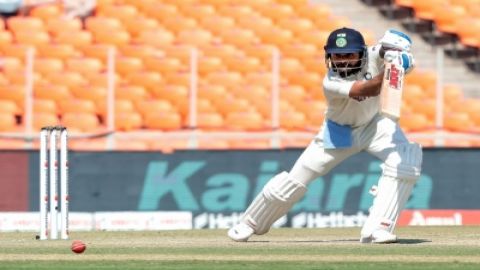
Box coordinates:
[335,33,347,48]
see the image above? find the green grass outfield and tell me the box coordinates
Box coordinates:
[0,226,479,269]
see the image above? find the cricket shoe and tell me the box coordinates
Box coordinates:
[228,223,254,242]
[360,230,398,244]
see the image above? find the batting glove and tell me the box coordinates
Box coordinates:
[384,50,415,74]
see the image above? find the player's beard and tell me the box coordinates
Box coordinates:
[332,59,362,78]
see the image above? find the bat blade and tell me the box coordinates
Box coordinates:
[380,61,404,120]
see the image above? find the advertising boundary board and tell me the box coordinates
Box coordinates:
[0,148,478,230]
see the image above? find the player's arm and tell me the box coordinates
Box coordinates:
[348,73,384,98]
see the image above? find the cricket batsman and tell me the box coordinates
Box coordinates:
[228,28,420,243]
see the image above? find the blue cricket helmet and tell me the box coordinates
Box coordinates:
[324,27,366,54]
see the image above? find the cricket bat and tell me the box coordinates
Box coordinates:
[380,61,404,120]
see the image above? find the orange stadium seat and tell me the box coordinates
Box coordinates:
[37,44,81,60]
[34,85,72,102]
[70,85,107,104]
[0,85,25,109]
[62,112,101,133]
[259,28,293,46]
[243,71,277,88]
[115,111,143,131]
[282,43,318,62]
[218,28,259,47]
[33,112,60,130]
[55,31,93,48]
[197,84,228,104]
[159,15,198,34]
[410,99,436,122]
[455,18,480,48]
[47,72,87,89]
[80,44,113,64]
[1,57,23,73]
[198,57,226,76]
[163,72,191,86]
[126,71,163,93]
[444,112,474,132]
[116,85,149,102]
[0,99,20,115]
[46,18,82,36]
[399,113,430,132]
[303,100,326,128]
[4,71,43,86]
[177,29,214,47]
[202,43,244,61]
[94,30,131,46]
[66,58,104,76]
[195,112,224,130]
[7,17,44,33]
[257,3,294,21]
[217,5,257,20]
[277,17,314,36]
[236,15,273,35]
[411,0,449,21]
[280,85,307,108]
[143,57,186,73]
[144,111,182,130]
[280,111,307,131]
[33,99,57,114]
[115,56,144,77]
[84,73,123,88]
[151,85,189,107]
[225,111,266,131]
[0,44,32,59]
[117,45,155,63]
[122,16,160,38]
[135,99,176,118]
[199,15,235,35]
[280,58,306,80]
[58,99,97,115]
[135,29,175,47]
[180,4,216,21]
[403,85,426,104]
[0,112,17,131]
[432,5,466,34]
[215,96,254,117]
[98,4,139,21]
[30,4,62,21]
[34,58,64,77]
[242,43,278,65]
[296,3,331,21]
[140,3,179,21]
[288,71,323,92]
[231,85,269,104]
[223,56,264,74]
[196,98,217,113]
[206,71,243,88]
[85,17,123,34]
[97,99,135,117]
[0,31,13,46]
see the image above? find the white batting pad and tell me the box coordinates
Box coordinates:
[242,171,306,235]
[382,143,422,180]
[361,175,415,238]
[361,143,422,238]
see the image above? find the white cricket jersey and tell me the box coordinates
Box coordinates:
[322,45,384,127]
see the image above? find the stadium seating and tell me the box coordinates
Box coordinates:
[0,0,477,150]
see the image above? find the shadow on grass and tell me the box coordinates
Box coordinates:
[248,238,432,244]
[396,238,431,244]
